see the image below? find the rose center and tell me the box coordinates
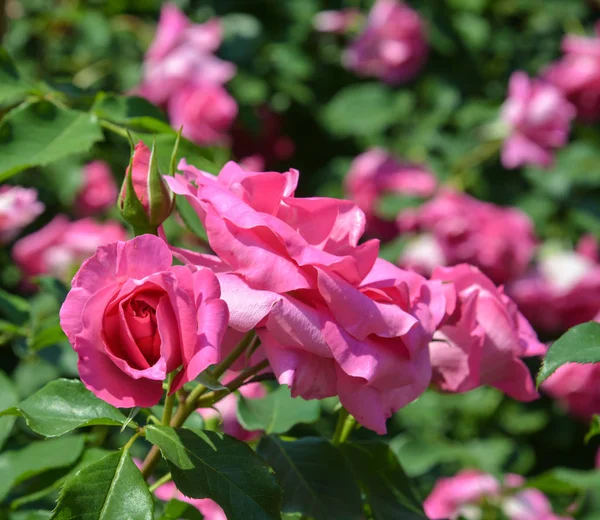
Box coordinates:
[125,298,160,366]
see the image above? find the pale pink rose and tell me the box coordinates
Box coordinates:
[75,161,118,217]
[198,373,266,442]
[0,185,44,244]
[430,265,544,401]
[154,481,226,520]
[503,489,573,520]
[397,234,446,276]
[13,216,127,282]
[166,161,447,434]
[137,3,235,107]
[313,9,361,34]
[506,240,600,334]
[343,0,428,84]
[345,148,437,237]
[424,470,501,520]
[398,190,536,284]
[542,363,600,419]
[168,84,238,146]
[545,24,600,121]
[501,71,575,169]
[239,154,266,172]
[59,234,229,407]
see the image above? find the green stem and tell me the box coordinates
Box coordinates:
[162,372,176,426]
[211,331,256,380]
[123,430,144,452]
[148,472,172,493]
[100,119,130,139]
[332,408,356,446]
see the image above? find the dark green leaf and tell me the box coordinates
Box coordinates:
[257,436,363,520]
[146,425,282,520]
[51,450,154,520]
[159,499,205,520]
[237,385,320,434]
[0,369,18,449]
[537,322,600,385]
[92,92,171,133]
[1,379,133,437]
[30,324,67,351]
[0,101,103,181]
[0,288,30,324]
[0,435,85,500]
[586,416,600,444]
[10,511,52,520]
[0,47,31,104]
[528,468,600,495]
[340,441,426,519]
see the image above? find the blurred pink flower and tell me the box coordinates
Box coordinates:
[0,185,44,244]
[397,234,446,276]
[345,148,437,238]
[501,71,575,169]
[397,190,536,284]
[154,481,226,520]
[168,83,238,146]
[542,362,600,419]
[430,265,544,401]
[313,9,361,34]
[344,0,428,84]
[503,489,573,520]
[545,24,600,122]
[13,216,127,282]
[75,161,117,217]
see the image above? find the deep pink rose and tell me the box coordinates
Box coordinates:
[137,3,235,107]
[13,216,127,282]
[545,24,600,122]
[167,161,446,433]
[154,481,226,520]
[397,190,536,284]
[542,363,600,419]
[168,84,238,146]
[506,240,600,334]
[59,234,229,407]
[313,9,361,34]
[430,265,544,401]
[501,71,575,169]
[343,0,428,84]
[0,185,44,244]
[199,374,266,441]
[75,161,117,217]
[345,148,437,238]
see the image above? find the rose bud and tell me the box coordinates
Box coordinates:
[119,141,174,234]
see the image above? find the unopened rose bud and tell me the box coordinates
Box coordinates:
[119,141,174,235]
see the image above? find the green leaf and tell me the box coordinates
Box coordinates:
[30,324,67,351]
[340,441,426,519]
[537,322,600,385]
[0,435,85,500]
[0,287,30,324]
[586,415,600,443]
[176,196,209,242]
[10,511,52,520]
[0,47,31,104]
[92,92,171,133]
[528,468,600,495]
[146,425,282,520]
[0,369,18,449]
[237,385,320,434]
[158,499,205,520]
[1,378,134,437]
[376,194,426,220]
[196,369,228,391]
[51,450,154,520]
[0,101,103,181]
[257,436,363,520]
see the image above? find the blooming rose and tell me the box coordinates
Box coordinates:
[345,148,437,238]
[506,239,600,334]
[137,3,235,107]
[75,161,118,217]
[397,190,536,284]
[542,362,600,419]
[343,0,428,85]
[313,9,361,34]
[430,265,545,401]
[501,71,575,169]
[545,24,600,122]
[0,185,44,244]
[13,216,127,282]
[168,83,238,146]
[59,234,229,407]
[166,160,446,434]
[154,481,226,520]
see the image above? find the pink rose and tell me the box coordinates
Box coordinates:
[137,4,235,107]
[13,216,127,282]
[545,24,600,122]
[0,185,44,244]
[343,0,428,85]
[345,148,437,238]
[397,234,446,276]
[542,363,600,419]
[166,161,446,434]
[59,234,229,407]
[501,71,575,169]
[313,9,361,34]
[154,481,226,520]
[503,489,573,520]
[397,190,536,284]
[430,265,544,401]
[506,240,600,334]
[199,375,266,442]
[75,161,118,217]
[168,83,238,146]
